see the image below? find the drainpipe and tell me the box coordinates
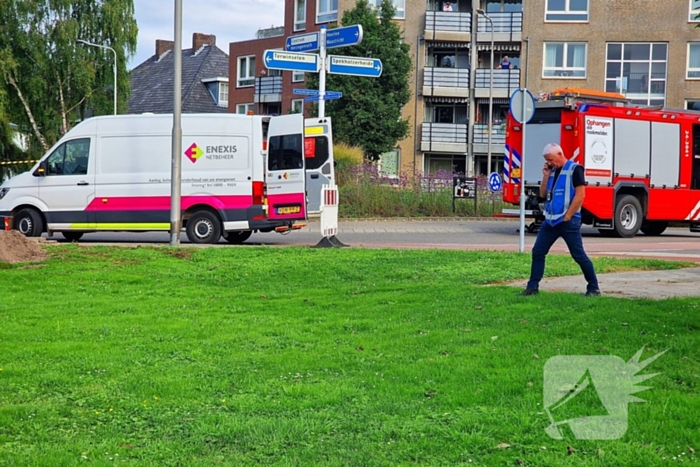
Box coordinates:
[414,34,424,176]
[467,4,479,176]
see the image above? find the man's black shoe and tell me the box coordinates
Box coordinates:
[584,290,601,297]
[518,288,539,296]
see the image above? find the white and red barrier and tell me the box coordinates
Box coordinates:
[319,183,339,238]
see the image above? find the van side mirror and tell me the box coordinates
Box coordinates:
[33,160,47,177]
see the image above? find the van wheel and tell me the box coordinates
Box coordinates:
[62,232,84,242]
[641,220,668,236]
[614,195,643,238]
[224,230,252,244]
[186,211,221,244]
[14,208,44,237]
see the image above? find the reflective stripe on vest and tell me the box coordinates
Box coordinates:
[544,160,579,225]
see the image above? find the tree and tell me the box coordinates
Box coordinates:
[308,0,412,161]
[0,0,137,157]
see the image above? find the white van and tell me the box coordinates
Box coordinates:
[0,113,335,244]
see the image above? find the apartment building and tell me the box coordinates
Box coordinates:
[229,0,700,177]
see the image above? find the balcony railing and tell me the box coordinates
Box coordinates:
[476,12,523,34]
[423,67,470,89]
[473,124,506,145]
[475,69,520,89]
[425,11,472,33]
[421,123,468,144]
[254,76,283,98]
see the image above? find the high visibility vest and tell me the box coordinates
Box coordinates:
[544,160,580,226]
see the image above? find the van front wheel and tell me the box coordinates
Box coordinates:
[186,211,222,244]
[14,208,44,237]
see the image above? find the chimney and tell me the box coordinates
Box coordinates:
[192,33,216,51]
[155,39,174,58]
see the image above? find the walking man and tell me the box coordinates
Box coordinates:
[519,143,600,296]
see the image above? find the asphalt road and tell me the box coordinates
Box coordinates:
[46,219,700,262]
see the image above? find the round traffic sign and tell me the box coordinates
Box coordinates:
[488,172,502,193]
[509,88,536,124]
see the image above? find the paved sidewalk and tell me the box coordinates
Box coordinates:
[505,267,700,300]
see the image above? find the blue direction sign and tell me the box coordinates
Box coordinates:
[263,50,320,73]
[488,172,502,193]
[326,24,363,49]
[293,88,320,96]
[286,32,319,53]
[327,55,382,78]
[304,91,343,102]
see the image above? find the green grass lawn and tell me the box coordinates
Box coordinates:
[0,246,698,466]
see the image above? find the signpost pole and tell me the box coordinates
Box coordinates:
[170,0,183,246]
[319,26,327,118]
[519,88,527,253]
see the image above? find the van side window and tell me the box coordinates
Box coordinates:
[46,138,90,176]
[304,136,329,170]
[268,134,303,170]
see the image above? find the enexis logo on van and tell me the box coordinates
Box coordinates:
[185,143,203,163]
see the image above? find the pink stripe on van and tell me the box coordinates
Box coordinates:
[86,196,253,211]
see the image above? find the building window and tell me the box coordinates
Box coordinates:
[545,0,588,22]
[688,43,700,79]
[690,0,700,22]
[372,0,405,18]
[485,0,523,13]
[317,0,338,23]
[291,99,304,114]
[236,103,254,114]
[218,82,229,106]
[605,43,668,106]
[427,105,468,124]
[543,42,586,78]
[293,71,305,82]
[686,100,700,111]
[295,0,306,30]
[237,55,255,87]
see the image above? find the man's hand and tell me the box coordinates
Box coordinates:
[542,162,553,177]
[563,213,572,222]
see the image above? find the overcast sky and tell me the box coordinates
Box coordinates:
[128,0,285,69]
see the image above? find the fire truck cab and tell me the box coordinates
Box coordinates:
[502,88,700,238]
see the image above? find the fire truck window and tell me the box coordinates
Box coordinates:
[268,134,303,171]
[305,136,329,170]
[693,125,700,189]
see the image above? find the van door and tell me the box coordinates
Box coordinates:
[304,117,335,215]
[266,114,307,221]
[38,138,95,229]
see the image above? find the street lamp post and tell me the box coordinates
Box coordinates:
[77,39,117,115]
[476,9,494,176]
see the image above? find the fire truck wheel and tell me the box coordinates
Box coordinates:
[640,220,668,236]
[186,211,222,244]
[223,230,252,244]
[14,208,44,237]
[614,195,643,238]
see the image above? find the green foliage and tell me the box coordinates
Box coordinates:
[0,0,138,156]
[333,142,364,186]
[308,0,412,161]
[0,246,697,465]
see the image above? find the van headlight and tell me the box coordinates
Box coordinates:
[0,188,9,200]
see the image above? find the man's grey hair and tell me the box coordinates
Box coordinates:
[542,143,563,157]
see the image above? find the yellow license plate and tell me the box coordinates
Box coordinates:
[277,206,301,214]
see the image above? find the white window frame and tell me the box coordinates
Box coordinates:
[542,42,587,78]
[688,43,700,79]
[604,42,668,106]
[372,0,405,19]
[236,103,254,114]
[545,0,589,22]
[218,82,229,106]
[237,55,255,88]
[316,0,338,23]
[292,71,305,83]
[295,0,306,31]
[690,0,700,22]
[291,99,304,114]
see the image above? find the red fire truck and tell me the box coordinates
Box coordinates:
[502,88,700,237]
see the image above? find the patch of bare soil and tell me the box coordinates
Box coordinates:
[0,231,47,264]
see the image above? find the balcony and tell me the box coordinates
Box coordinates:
[474,69,520,98]
[423,67,470,98]
[472,124,506,154]
[476,12,523,42]
[421,122,468,153]
[425,11,472,42]
[253,76,283,103]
